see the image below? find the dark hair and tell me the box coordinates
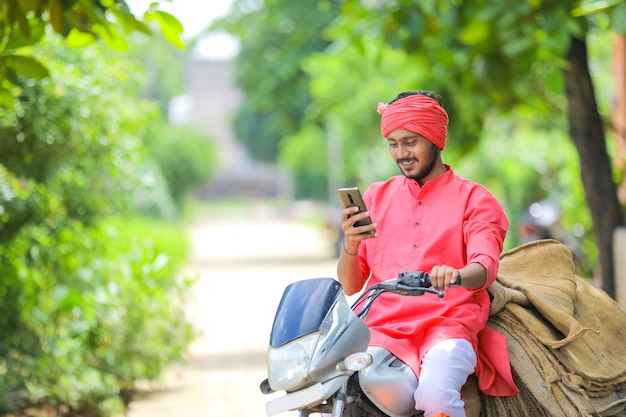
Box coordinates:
[389,90,443,106]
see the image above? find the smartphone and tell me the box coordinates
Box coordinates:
[337,187,374,234]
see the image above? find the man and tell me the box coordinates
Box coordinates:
[338,90,518,417]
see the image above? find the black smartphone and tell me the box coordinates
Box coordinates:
[337,187,374,234]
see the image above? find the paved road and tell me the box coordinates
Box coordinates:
[127,204,339,417]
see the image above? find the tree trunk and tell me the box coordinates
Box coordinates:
[564,36,624,298]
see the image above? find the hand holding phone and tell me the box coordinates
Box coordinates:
[337,187,375,235]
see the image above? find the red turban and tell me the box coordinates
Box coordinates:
[377,94,449,149]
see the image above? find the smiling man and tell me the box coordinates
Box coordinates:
[337,90,519,417]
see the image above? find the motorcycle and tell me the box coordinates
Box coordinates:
[259,271,477,417]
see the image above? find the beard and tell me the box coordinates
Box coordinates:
[397,143,439,182]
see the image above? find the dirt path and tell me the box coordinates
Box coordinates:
[127,204,339,417]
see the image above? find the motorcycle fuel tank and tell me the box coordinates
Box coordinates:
[359,346,418,417]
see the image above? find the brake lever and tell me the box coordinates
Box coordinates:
[408,287,444,298]
[373,272,461,299]
[374,278,444,298]
[397,271,462,298]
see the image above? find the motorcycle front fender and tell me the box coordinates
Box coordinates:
[265,375,349,417]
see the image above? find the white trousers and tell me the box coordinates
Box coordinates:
[414,338,477,417]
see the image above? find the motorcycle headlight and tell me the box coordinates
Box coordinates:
[267,332,320,391]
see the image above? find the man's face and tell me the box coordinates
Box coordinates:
[386,129,439,183]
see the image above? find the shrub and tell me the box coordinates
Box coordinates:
[143,121,218,210]
[0,38,194,416]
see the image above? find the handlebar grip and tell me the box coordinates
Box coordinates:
[398,272,462,287]
[453,274,462,286]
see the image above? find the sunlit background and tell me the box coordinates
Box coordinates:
[1,1,626,417]
[127,0,239,60]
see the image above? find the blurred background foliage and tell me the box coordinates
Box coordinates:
[0,3,217,415]
[214,0,626,285]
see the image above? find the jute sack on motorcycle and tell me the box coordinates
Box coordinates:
[483,239,626,417]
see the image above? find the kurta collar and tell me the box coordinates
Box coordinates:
[405,164,454,195]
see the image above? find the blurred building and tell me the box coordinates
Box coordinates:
[179,59,293,199]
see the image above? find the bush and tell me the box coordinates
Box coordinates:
[0,39,195,416]
[0,214,194,415]
[144,121,218,210]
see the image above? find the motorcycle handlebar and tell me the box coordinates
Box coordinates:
[354,271,462,318]
[369,271,462,298]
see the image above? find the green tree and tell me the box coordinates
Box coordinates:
[325,0,625,296]
[144,120,218,209]
[126,29,189,114]
[219,0,625,295]
[124,32,218,210]
[213,0,342,198]
[0,0,184,108]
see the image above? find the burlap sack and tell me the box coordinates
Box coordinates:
[486,317,626,417]
[492,239,626,387]
[485,239,626,416]
[495,239,586,348]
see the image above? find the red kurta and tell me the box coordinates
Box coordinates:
[355,167,518,396]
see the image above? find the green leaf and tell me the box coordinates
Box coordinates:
[459,20,490,45]
[16,8,32,39]
[611,1,626,33]
[147,11,185,50]
[128,16,152,36]
[571,0,622,16]
[49,0,64,34]
[65,28,96,48]
[93,23,128,51]
[4,20,47,50]
[56,287,84,313]
[19,0,43,14]
[0,87,15,110]
[4,55,50,79]
[80,2,109,28]
[110,8,152,35]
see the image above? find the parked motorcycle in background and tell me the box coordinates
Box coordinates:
[517,199,586,273]
[259,272,471,417]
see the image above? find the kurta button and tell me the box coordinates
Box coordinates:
[418,201,423,205]
[415,222,419,225]
[413,244,417,248]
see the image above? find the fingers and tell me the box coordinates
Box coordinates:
[341,207,377,239]
[340,206,359,225]
[429,265,460,291]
